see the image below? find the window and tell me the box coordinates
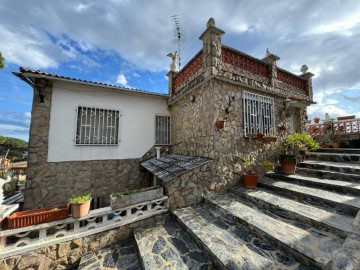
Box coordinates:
[155,115,171,145]
[242,91,275,136]
[75,106,119,145]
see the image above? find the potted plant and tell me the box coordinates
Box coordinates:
[279,133,319,174]
[234,152,258,188]
[278,123,287,131]
[69,193,92,219]
[314,116,320,124]
[110,186,163,210]
[263,134,277,143]
[216,119,225,129]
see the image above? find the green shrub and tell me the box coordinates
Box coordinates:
[69,193,92,204]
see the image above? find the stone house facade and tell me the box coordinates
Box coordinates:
[14,18,314,209]
[168,18,314,192]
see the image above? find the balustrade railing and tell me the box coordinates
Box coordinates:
[0,196,168,259]
[307,119,360,138]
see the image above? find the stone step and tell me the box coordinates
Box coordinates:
[299,160,360,176]
[77,237,141,270]
[296,168,360,183]
[314,148,360,154]
[306,152,360,164]
[259,177,360,216]
[134,216,214,270]
[205,192,344,270]
[229,186,353,238]
[266,172,360,196]
[173,205,305,270]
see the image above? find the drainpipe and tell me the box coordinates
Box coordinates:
[154,147,162,186]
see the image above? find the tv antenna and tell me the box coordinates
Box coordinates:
[171,15,185,70]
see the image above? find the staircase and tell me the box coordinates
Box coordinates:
[77,148,360,269]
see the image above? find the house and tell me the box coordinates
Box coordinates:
[13,18,313,210]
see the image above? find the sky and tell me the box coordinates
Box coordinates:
[0,0,359,141]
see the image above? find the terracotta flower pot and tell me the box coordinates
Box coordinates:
[243,173,258,189]
[263,136,277,143]
[71,200,91,219]
[256,133,265,140]
[216,120,225,129]
[314,118,320,124]
[279,125,287,131]
[281,155,297,175]
[331,142,340,148]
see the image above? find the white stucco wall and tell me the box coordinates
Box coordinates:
[47,81,169,162]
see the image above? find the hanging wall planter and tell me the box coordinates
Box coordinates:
[314,117,320,124]
[278,124,287,131]
[216,120,225,129]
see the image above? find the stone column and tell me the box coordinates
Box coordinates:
[199,18,225,77]
[166,70,177,98]
[25,78,52,209]
[263,51,280,87]
[300,72,314,101]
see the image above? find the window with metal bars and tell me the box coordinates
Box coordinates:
[75,106,119,145]
[242,92,275,137]
[155,115,171,145]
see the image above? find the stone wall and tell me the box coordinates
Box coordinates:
[25,81,146,209]
[0,214,167,270]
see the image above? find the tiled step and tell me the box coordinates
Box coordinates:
[259,177,360,216]
[134,216,214,269]
[306,152,360,163]
[296,167,360,183]
[314,148,360,154]
[266,172,360,196]
[78,237,141,270]
[173,205,305,270]
[299,161,360,176]
[205,192,344,270]
[229,186,353,238]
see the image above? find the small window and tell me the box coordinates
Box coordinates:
[155,115,171,145]
[242,92,275,136]
[75,106,119,145]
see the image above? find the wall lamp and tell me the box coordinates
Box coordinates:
[283,98,291,109]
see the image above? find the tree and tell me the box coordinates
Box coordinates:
[0,52,4,69]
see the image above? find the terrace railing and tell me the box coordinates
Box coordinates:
[0,196,168,259]
[307,118,360,138]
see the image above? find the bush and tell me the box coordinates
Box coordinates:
[69,193,92,204]
[280,132,319,155]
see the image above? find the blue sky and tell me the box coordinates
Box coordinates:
[1,0,360,141]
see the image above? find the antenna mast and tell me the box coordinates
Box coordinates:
[171,15,185,70]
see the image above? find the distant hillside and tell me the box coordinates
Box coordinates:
[0,136,28,161]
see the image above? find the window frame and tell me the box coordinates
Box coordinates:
[242,91,276,137]
[75,106,120,146]
[154,114,171,146]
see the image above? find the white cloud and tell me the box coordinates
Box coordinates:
[116,73,128,86]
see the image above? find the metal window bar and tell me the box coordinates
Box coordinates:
[242,92,275,137]
[155,115,171,145]
[75,106,119,145]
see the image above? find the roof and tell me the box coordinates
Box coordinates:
[141,154,212,182]
[13,67,169,98]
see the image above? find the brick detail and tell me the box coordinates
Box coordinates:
[277,69,306,91]
[222,47,268,77]
[173,52,203,91]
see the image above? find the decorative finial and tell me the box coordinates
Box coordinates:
[266,48,270,56]
[167,51,178,71]
[300,64,308,74]
[207,18,215,28]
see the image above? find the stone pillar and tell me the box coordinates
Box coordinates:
[25,78,52,209]
[263,50,280,87]
[300,72,314,101]
[199,18,225,77]
[166,70,177,98]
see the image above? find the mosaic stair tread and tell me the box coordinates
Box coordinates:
[77,237,141,270]
[229,186,353,237]
[134,216,215,270]
[174,205,306,270]
[301,160,360,170]
[259,178,360,211]
[267,172,360,193]
[306,152,360,163]
[205,193,344,269]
